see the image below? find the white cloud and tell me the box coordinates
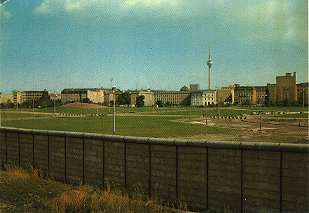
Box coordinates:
[64,1,87,12]
[34,0,307,44]
[0,6,11,22]
[220,0,307,44]
[35,0,180,14]
[35,0,92,14]
[35,0,61,14]
[123,0,179,9]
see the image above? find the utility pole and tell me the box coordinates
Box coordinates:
[302,90,305,113]
[112,86,116,135]
[32,98,35,117]
[96,91,99,116]
[205,110,208,125]
[259,111,262,131]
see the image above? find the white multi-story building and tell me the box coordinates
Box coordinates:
[13,91,45,105]
[191,90,217,106]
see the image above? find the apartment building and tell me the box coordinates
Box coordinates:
[191,90,216,106]
[61,88,104,103]
[13,91,45,105]
[154,90,191,106]
[297,82,308,105]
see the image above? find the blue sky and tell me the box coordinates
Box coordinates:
[0,0,308,93]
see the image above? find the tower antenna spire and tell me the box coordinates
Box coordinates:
[207,45,213,90]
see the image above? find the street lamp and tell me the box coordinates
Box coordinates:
[53,90,58,116]
[53,95,57,115]
[215,86,219,116]
[259,110,262,131]
[112,86,116,135]
[301,90,305,113]
[96,90,99,116]
[32,98,35,117]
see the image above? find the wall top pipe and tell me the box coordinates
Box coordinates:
[1,127,308,153]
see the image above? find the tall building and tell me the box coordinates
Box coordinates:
[267,72,298,105]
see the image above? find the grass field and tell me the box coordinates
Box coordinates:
[4,104,307,116]
[1,114,238,138]
[1,104,308,143]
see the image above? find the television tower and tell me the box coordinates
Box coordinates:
[207,46,213,90]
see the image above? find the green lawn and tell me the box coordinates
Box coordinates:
[4,105,306,116]
[1,105,307,140]
[1,113,31,119]
[1,115,237,138]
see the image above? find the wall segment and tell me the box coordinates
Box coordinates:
[0,127,308,212]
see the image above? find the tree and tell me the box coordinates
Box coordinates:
[165,101,172,107]
[156,100,164,107]
[136,95,145,107]
[82,98,91,103]
[117,92,131,106]
[6,100,14,108]
[39,90,53,108]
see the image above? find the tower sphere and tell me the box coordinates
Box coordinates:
[207,59,213,68]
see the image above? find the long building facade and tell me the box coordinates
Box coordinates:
[7,72,307,108]
[13,91,45,105]
[154,90,191,106]
[61,88,104,103]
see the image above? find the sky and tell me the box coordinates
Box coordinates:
[0,0,308,93]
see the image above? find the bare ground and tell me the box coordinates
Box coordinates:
[184,116,308,143]
[64,102,108,109]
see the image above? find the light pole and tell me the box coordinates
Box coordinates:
[53,95,57,115]
[32,98,35,117]
[53,90,58,116]
[96,91,99,116]
[215,86,219,117]
[259,110,262,131]
[301,90,305,113]
[205,110,208,125]
[112,86,116,135]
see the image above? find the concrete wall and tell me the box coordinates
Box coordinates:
[0,127,308,212]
